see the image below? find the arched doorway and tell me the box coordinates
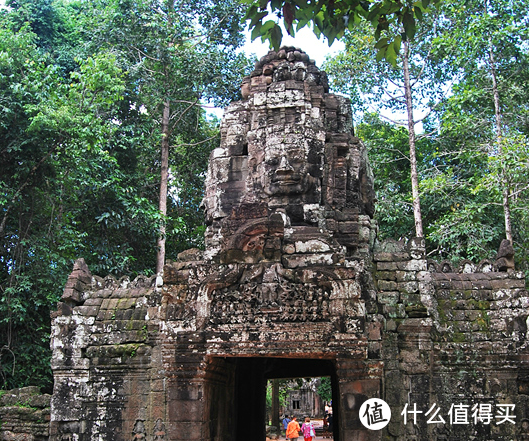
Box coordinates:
[206,357,340,441]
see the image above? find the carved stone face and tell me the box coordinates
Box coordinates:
[261,143,311,196]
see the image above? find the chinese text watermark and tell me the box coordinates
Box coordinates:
[359,399,516,431]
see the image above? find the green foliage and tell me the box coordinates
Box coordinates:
[0,14,129,390]
[323,9,448,122]
[422,0,529,267]
[356,115,415,240]
[0,0,251,391]
[88,0,251,260]
[266,379,290,416]
[317,377,332,402]
[244,0,442,64]
[324,0,529,270]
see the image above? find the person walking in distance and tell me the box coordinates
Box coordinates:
[300,417,315,441]
[286,416,301,440]
[283,415,291,438]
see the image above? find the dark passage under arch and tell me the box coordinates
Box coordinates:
[208,357,340,441]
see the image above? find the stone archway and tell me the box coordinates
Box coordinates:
[49,46,529,441]
[228,357,339,441]
[185,353,381,441]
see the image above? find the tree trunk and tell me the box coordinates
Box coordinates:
[402,40,424,238]
[488,37,513,243]
[502,188,513,243]
[156,99,170,276]
[272,379,280,433]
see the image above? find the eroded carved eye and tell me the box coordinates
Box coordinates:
[266,158,280,167]
[288,159,304,169]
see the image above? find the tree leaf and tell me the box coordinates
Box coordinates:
[415,6,423,21]
[269,22,283,50]
[385,39,397,66]
[251,22,263,40]
[250,10,268,27]
[393,34,402,54]
[375,37,388,49]
[402,11,416,40]
[260,19,276,36]
[283,2,295,36]
[376,46,386,62]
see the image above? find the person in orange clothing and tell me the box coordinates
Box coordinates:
[286,416,301,440]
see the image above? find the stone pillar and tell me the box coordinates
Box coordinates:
[335,358,383,441]
[165,350,209,441]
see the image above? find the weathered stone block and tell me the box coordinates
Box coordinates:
[74,305,100,317]
[395,270,416,282]
[378,280,398,291]
[376,261,398,271]
[367,322,382,340]
[377,291,399,305]
[399,281,419,294]
[397,259,427,271]
[374,252,408,262]
[376,270,397,281]
[282,253,338,268]
[84,297,103,307]
[294,239,331,253]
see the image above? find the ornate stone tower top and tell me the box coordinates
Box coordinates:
[203,47,376,263]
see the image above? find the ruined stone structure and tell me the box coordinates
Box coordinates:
[0,386,50,441]
[47,47,529,441]
[285,378,324,419]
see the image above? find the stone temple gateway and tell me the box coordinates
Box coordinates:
[48,48,529,441]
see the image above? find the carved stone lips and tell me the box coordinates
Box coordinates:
[272,171,302,184]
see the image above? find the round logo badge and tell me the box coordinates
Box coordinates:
[359,398,391,430]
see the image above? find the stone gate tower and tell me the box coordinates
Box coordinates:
[50,48,529,441]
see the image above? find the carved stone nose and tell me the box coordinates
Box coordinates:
[277,156,294,173]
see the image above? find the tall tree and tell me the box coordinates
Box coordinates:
[425,0,529,263]
[0,0,251,390]
[91,0,249,276]
[0,8,127,388]
[355,114,415,241]
[323,9,447,237]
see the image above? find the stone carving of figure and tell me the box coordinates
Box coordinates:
[153,418,166,440]
[132,420,146,441]
[273,61,291,81]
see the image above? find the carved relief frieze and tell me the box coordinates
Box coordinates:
[209,279,332,324]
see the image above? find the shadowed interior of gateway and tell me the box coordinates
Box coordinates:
[222,357,339,441]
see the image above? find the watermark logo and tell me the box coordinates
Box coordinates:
[401,402,516,426]
[359,398,391,430]
[359,400,516,431]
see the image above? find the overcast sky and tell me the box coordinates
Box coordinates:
[242,25,345,69]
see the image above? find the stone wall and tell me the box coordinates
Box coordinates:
[49,258,163,439]
[0,386,50,441]
[373,238,529,440]
[47,47,529,441]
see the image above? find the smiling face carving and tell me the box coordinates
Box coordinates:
[261,140,312,197]
[203,48,376,256]
[263,154,309,196]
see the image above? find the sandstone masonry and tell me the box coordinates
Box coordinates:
[43,48,529,441]
[0,386,50,441]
